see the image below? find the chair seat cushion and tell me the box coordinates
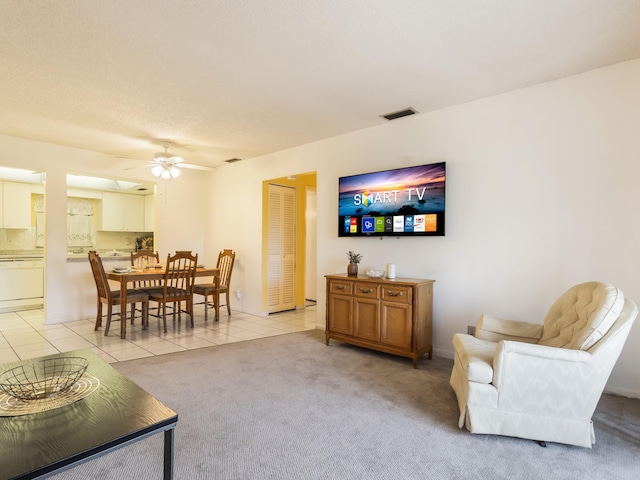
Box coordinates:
[539,282,625,350]
[194,284,228,294]
[452,333,495,384]
[145,287,190,301]
[194,283,215,294]
[111,290,149,303]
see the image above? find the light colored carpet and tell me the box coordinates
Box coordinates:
[51,330,640,479]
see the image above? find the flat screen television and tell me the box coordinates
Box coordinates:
[338,161,445,237]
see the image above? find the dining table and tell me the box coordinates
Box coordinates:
[106,266,219,339]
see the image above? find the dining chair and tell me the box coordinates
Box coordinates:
[88,251,149,336]
[194,249,235,320]
[131,249,160,271]
[144,251,198,333]
[129,249,161,323]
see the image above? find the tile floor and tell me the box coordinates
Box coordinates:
[0,302,318,365]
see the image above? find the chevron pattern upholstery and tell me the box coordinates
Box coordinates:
[449,282,637,447]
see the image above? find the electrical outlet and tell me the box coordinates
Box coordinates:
[236,289,241,299]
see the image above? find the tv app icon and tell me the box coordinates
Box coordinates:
[404,215,414,232]
[393,216,404,232]
[361,216,375,233]
[343,217,351,233]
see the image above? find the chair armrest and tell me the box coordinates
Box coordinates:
[476,314,543,343]
[492,340,597,417]
[496,339,590,363]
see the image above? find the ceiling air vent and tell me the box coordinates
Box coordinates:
[381,108,417,121]
[224,158,242,164]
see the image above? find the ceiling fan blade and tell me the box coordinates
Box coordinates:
[123,163,154,171]
[181,163,217,172]
[116,154,216,173]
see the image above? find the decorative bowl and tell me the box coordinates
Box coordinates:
[365,269,385,278]
[0,357,89,400]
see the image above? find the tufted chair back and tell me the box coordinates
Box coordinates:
[538,282,625,351]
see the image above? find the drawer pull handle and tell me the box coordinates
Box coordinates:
[387,291,403,297]
[334,285,347,291]
[359,288,374,294]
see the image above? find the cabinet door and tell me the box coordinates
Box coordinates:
[123,194,144,231]
[353,282,380,341]
[2,182,31,229]
[101,192,144,231]
[328,294,353,335]
[354,297,380,341]
[380,302,412,349]
[101,192,125,230]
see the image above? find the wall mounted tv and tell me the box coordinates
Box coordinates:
[338,162,445,237]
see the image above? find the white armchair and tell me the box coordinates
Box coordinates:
[449,282,637,447]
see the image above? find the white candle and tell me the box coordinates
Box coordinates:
[386,263,396,279]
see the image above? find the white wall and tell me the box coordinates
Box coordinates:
[208,59,640,398]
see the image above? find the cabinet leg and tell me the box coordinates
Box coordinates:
[325,332,330,346]
[412,357,418,369]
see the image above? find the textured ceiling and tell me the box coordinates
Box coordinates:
[1,1,639,170]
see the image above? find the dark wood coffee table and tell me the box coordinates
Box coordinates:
[1,349,178,479]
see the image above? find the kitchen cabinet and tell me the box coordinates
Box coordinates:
[0,181,32,229]
[100,192,145,232]
[325,274,434,368]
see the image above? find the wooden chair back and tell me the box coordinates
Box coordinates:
[161,251,198,301]
[131,249,160,269]
[216,249,236,289]
[131,249,161,288]
[88,251,111,302]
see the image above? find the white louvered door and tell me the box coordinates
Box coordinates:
[267,184,296,313]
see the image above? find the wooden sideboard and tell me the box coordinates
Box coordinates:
[325,273,434,368]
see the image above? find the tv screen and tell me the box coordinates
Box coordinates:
[338,162,445,237]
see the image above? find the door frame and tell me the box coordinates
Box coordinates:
[260,172,317,314]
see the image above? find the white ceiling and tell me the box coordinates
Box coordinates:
[1,1,639,170]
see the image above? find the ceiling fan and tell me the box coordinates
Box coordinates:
[124,140,216,178]
[151,141,185,179]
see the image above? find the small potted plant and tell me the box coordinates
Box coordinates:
[346,251,362,276]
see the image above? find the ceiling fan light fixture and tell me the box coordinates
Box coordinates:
[151,141,184,179]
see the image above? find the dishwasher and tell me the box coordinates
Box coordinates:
[0,257,45,312]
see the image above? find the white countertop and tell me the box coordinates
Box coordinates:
[67,250,134,261]
[0,251,44,260]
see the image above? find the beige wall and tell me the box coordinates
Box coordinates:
[207,59,640,398]
[1,59,639,397]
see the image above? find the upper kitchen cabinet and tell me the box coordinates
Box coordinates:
[0,181,33,229]
[100,192,145,232]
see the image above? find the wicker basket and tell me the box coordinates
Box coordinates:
[0,357,88,400]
